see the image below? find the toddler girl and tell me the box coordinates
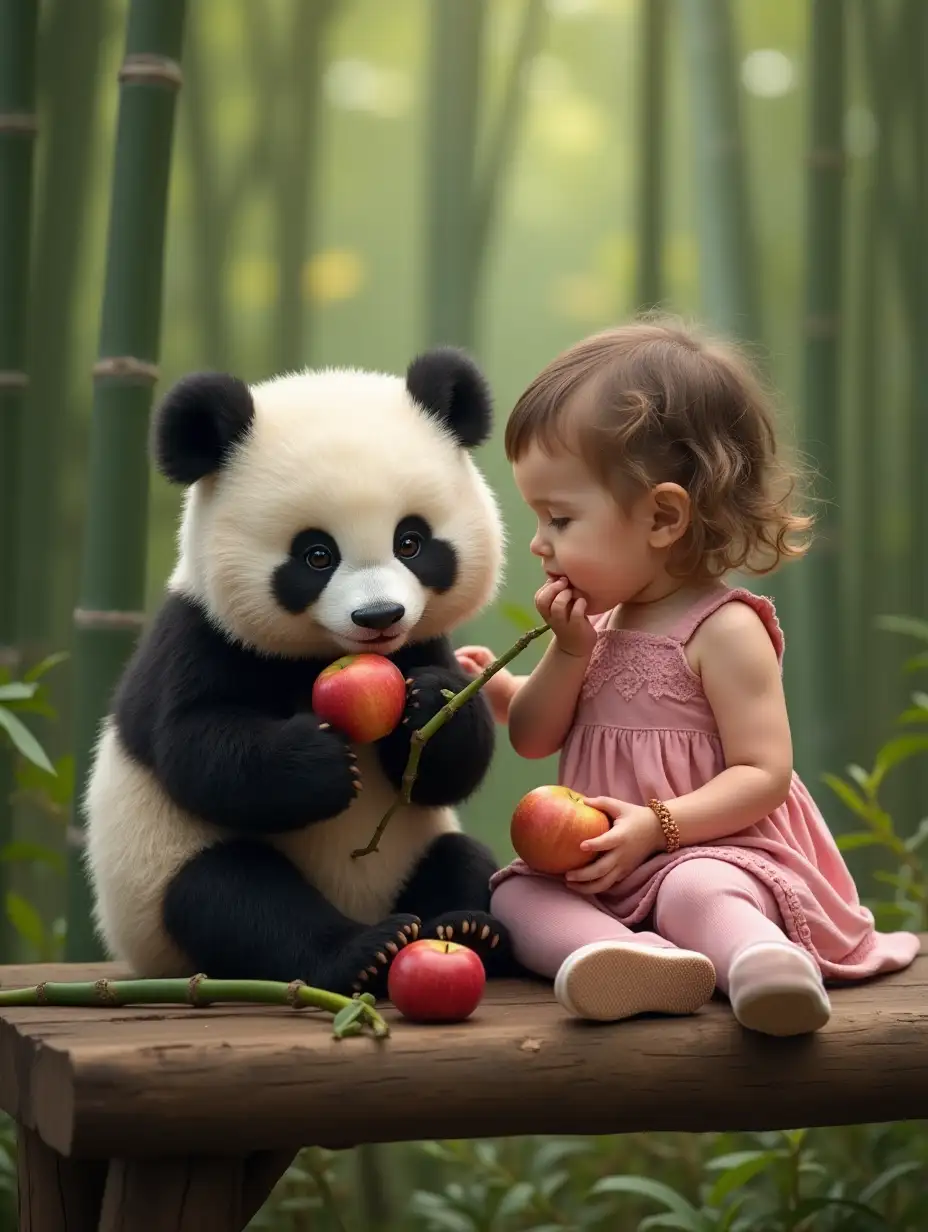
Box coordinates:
[457,319,920,1037]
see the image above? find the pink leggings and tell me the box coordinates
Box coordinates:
[491,858,789,995]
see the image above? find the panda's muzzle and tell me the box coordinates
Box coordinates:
[351,602,405,631]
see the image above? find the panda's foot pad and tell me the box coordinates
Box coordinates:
[346,914,421,998]
[421,910,511,971]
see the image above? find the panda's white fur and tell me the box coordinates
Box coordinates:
[83,360,506,980]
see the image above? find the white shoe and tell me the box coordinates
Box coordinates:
[729,941,831,1037]
[553,940,717,1022]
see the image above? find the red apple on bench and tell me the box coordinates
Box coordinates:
[387,939,486,1023]
[510,785,611,874]
[312,653,407,743]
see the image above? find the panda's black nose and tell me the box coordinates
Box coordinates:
[351,602,405,630]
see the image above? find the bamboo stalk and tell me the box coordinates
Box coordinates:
[635,0,668,311]
[677,0,760,343]
[0,0,40,962]
[66,0,188,961]
[425,0,486,349]
[13,0,109,954]
[353,623,549,859]
[801,0,847,784]
[272,0,336,374]
[0,976,390,1038]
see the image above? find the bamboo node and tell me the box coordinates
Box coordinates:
[94,978,119,1007]
[0,113,38,135]
[73,608,147,631]
[0,372,29,390]
[286,980,307,1009]
[35,982,48,1005]
[118,54,183,90]
[92,356,161,385]
[187,973,210,1007]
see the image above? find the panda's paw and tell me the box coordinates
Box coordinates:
[337,914,421,1000]
[402,668,462,728]
[421,910,513,976]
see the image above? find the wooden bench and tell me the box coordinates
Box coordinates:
[3,946,927,1231]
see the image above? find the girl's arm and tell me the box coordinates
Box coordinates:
[508,635,591,759]
[508,577,596,759]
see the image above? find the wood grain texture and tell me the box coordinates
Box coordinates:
[16,1126,106,1231]
[98,1156,245,1232]
[0,949,926,1160]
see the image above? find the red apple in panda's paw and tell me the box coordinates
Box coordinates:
[311,653,407,743]
[387,939,486,1023]
[510,785,611,875]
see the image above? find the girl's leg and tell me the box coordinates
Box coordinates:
[490,875,716,1022]
[654,858,830,1036]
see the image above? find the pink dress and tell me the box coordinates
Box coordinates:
[489,583,920,982]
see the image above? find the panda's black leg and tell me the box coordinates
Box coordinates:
[162,839,420,997]
[392,832,516,977]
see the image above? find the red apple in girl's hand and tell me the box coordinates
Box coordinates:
[510,785,611,874]
[387,939,486,1023]
[312,653,407,743]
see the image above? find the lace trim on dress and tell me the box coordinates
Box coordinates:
[580,632,702,704]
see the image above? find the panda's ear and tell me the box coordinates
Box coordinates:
[405,347,493,449]
[151,372,255,484]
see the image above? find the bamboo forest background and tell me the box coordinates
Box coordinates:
[2,0,928,1226]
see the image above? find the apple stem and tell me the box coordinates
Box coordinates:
[350,622,551,858]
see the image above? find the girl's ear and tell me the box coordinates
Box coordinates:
[648,482,690,547]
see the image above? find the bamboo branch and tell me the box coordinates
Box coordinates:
[351,623,550,859]
[0,975,390,1039]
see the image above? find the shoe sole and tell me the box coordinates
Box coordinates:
[733,981,831,1036]
[554,941,717,1022]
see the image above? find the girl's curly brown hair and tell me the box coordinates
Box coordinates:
[504,317,813,582]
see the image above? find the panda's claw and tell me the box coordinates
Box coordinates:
[375,951,388,965]
[386,941,398,955]
[460,919,470,935]
[318,722,330,730]
[479,924,490,940]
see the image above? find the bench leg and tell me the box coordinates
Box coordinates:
[17,1126,107,1232]
[98,1150,297,1232]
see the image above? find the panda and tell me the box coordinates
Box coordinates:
[82,346,515,998]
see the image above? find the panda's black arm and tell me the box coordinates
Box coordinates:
[375,638,495,806]
[151,703,361,834]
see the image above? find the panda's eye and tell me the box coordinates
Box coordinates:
[304,546,333,570]
[396,532,422,559]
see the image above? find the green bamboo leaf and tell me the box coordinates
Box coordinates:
[834,832,884,851]
[22,651,69,682]
[897,707,928,725]
[872,735,928,788]
[904,818,928,852]
[640,1217,709,1232]
[0,683,36,702]
[495,1181,535,1220]
[821,774,875,821]
[0,706,55,774]
[5,892,46,952]
[876,615,928,642]
[786,1195,887,1226]
[332,1000,364,1038]
[858,1160,923,1204]
[705,1150,782,1206]
[0,841,65,875]
[590,1177,708,1230]
[904,651,928,672]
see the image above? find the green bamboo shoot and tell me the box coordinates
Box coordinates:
[801,0,846,782]
[0,0,40,961]
[66,0,188,961]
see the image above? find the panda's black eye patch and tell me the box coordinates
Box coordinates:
[394,515,457,593]
[272,528,341,614]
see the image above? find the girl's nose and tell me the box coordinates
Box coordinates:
[529,530,548,558]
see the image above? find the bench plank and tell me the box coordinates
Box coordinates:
[0,947,925,1160]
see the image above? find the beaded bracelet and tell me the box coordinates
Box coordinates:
[648,798,681,854]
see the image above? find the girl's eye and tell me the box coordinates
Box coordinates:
[548,517,570,530]
[305,546,333,570]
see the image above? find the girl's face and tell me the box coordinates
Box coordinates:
[512,441,684,614]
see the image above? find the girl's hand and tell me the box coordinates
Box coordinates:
[455,645,521,724]
[535,576,596,660]
[564,797,665,896]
